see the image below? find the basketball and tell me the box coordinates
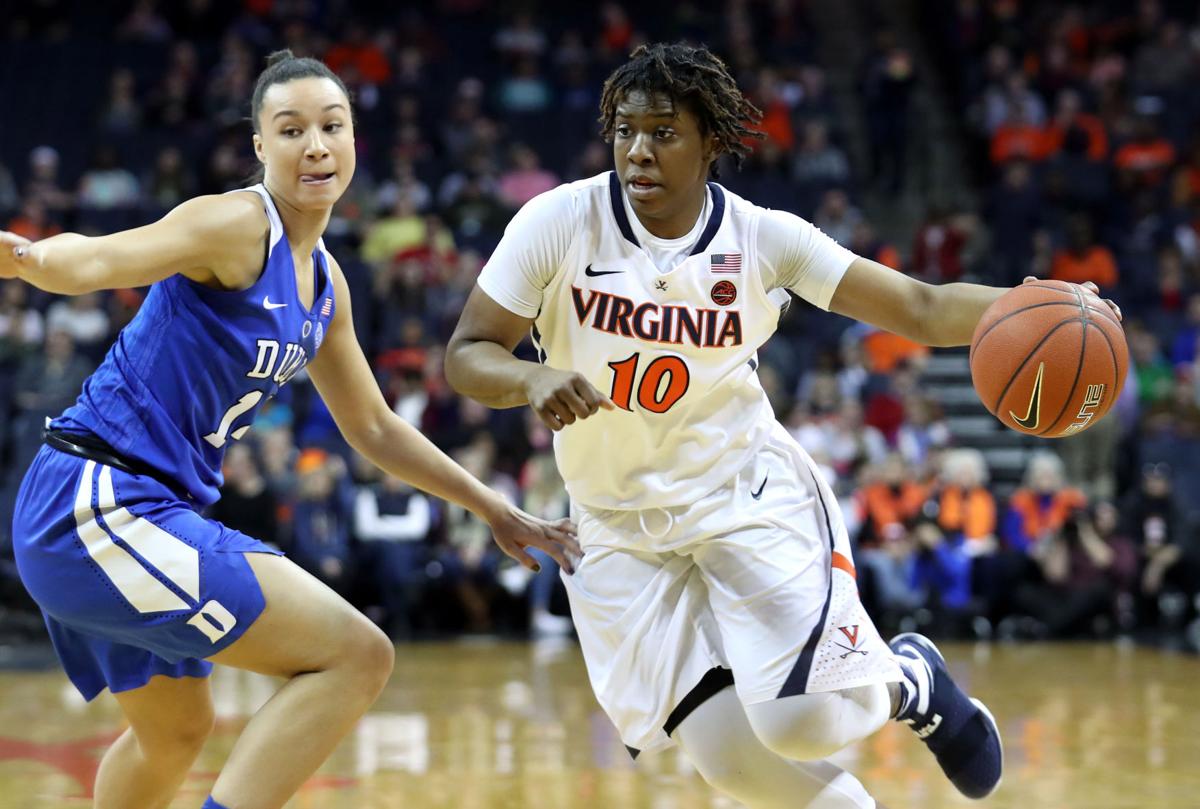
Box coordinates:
[969,280,1128,438]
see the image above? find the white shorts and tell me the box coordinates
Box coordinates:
[564,422,902,756]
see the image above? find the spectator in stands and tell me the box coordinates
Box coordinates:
[493,10,547,61]
[989,100,1048,165]
[99,69,143,135]
[860,28,915,194]
[497,144,559,210]
[896,392,950,470]
[0,281,44,367]
[909,517,976,634]
[361,195,450,268]
[142,147,194,216]
[1114,114,1176,191]
[325,21,391,86]
[1003,451,1087,554]
[812,188,862,247]
[985,159,1041,284]
[1049,213,1118,290]
[1122,462,1200,628]
[934,448,996,554]
[856,453,929,546]
[791,120,850,190]
[210,443,280,549]
[12,330,93,456]
[1012,506,1130,638]
[910,204,969,283]
[849,220,901,271]
[520,451,572,636]
[1168,293,1200,367]
[24,146,73,215]
[45,291,110,360]
[1041,88,1108,162]
[355,467,433,639]
[289,448,356,596]
[6,198,63,242]
[496,56,553,115]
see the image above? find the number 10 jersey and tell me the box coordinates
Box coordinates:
[478,172,854,511]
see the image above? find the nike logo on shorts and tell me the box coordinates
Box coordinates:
[262,296,287,310]
[584,265,623,277]
[751,474,768,500]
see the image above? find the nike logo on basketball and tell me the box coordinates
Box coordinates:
[262,296,287,310]
[751,474,768,499]
[1009,361,1045,429]
[584,265,623,277]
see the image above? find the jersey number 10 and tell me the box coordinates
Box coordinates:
[607,352,690,413]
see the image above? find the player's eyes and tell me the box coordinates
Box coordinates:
[281,127,301,137]
[616,125,632,137]
[325,122,343,133]
[656,129,675,139]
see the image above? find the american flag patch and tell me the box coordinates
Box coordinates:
[711,253,742,273]
[320,297,333,317]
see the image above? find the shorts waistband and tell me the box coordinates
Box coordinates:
[43,428,184,498]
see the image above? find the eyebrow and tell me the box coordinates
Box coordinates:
[272,103,348,121]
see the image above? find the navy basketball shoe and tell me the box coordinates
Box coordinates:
[889,633,1003,799]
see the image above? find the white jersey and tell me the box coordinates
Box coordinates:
[478,172,855,510]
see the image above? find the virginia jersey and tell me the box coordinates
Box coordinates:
[53,184,336,505]
[478,172,854,510]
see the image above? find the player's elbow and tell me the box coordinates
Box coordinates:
[443,336,481,396]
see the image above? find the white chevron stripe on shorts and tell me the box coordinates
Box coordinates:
[72,460,194,613]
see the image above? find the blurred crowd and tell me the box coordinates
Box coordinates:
[1,0,1200,647]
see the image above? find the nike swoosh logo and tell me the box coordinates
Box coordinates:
[1009,361,1045,430]
[584,265,623,277]
[751,473,768,500]
[262,296,287,310]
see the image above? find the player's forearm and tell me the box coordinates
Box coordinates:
[354,414,509,524]
[12,233,109,295]
[923,282,1008,347]
[444,339,540,409]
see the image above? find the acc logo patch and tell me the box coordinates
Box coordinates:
[710,280,737,306]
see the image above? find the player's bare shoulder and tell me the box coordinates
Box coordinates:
[161,192,272,288]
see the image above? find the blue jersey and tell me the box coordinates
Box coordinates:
[52,184,337,505]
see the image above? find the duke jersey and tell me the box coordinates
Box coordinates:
[52,184,336,505]
[478,172,855,510]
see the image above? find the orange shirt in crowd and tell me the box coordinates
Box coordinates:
[1041,114,1108,161]
[858,481,930,541]
[991,123,1049,164]
[1114,139,1177,185]
[1008,488,1087,542]
[1050,245,1119,288]
[862,329,929,373]
[937,486,996,541]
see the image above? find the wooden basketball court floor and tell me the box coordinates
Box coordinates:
[0,640,1196,808]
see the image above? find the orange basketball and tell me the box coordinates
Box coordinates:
[969,280,1128,437]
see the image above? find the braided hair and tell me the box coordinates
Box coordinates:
[598,42,764,178]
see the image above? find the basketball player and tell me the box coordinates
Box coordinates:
[0,51,578,809]
[446,43,1120,807]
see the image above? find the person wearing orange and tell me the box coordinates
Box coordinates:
[1049,213,1118,289]
[856,453,930,545]
[935,449,997,554]
[1003,452,1087,553]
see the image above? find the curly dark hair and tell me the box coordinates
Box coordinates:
[598,42,764,178]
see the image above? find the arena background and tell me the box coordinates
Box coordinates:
[1,2,1199,807]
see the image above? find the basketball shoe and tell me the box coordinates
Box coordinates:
[889,632,1003,799]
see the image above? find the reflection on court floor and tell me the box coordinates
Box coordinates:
[0,640,1197,808]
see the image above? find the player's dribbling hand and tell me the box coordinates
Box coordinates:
[524,367,616,432]
[1022,276,1122,321]
[0,231,33,279]
[488,506,582,575]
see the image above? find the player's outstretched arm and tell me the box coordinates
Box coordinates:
[445,284,613,431]
[0,193,265,295]
[308,257,582,573]
[829,259,1123,347]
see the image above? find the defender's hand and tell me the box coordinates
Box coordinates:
[488,506,582,575]
[524,366,615,432]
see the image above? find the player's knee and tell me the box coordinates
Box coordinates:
[342,619,395,698]
[746,695,845,762]
[688,747,762,799]
[139,703,215,761]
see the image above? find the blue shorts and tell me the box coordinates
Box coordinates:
[12,445,282,700]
